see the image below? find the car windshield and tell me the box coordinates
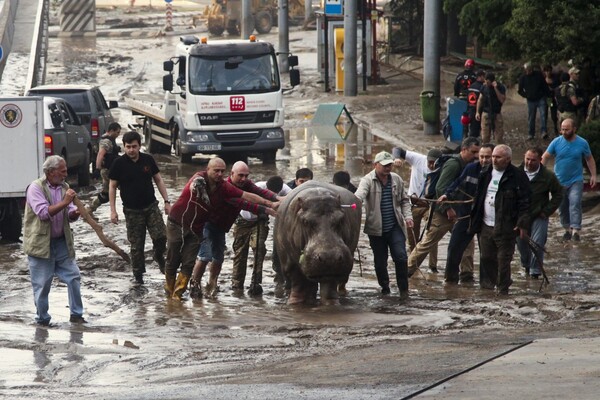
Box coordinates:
[188,53,280,95]
[30,90,90,114]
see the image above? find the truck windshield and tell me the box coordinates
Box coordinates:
[188,53,280,95]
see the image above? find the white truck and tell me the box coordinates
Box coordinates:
[126,35,300,163]
[0,97,45,241]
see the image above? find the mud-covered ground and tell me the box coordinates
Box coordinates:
[2,5,600,399]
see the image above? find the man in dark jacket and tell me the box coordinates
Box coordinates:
[516,147,562,279]
[518,63,550,140]
[440,143,494,283]
[469,144,530,294]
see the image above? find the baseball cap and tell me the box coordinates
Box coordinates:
[427,148,443,162]
[374,151,394,165]
[569,67,580,75]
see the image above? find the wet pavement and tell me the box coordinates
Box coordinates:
[2,4,600,399]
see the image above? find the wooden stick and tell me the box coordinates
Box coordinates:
[73,197,131,263]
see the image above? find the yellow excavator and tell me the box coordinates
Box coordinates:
[204,0,305,36]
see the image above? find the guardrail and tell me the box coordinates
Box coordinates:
[25,0,49,93]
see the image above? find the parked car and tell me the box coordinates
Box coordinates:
[27,85,118,170]
[41,97,92,186]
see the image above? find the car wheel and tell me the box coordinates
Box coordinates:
[78,148,91,187]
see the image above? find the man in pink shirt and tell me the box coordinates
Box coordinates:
[23,155,85,326]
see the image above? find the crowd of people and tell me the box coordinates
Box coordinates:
[22,58,600,325]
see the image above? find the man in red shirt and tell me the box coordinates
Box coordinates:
[165,158,278,300]
[190,161,282,299]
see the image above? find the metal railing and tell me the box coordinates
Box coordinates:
[25,0,50,93]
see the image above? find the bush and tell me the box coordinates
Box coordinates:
[577,120,600,164]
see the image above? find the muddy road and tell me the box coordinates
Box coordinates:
[2,6,600,399]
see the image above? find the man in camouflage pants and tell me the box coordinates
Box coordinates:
[231,176,291,293]
[109,131,170,284]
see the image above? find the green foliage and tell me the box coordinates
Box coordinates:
[577,120,600,164]
[444,0,600,63]
[443,0,514,52]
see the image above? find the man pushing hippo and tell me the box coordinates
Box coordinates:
[355,151,414,299]
[164,158,277,300]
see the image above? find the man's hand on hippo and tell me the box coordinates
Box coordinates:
[270,201,281,211]
[266,208,277,217]
[406,218,414,228]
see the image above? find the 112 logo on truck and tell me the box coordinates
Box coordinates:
[230,96,245,111]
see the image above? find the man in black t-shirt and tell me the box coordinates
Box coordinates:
[109,131,171,284]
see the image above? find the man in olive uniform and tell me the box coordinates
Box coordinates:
[557,67,584,127]
[88,122,121,215]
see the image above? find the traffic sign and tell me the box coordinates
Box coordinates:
[325,0,343,15]
[0,45,3,62]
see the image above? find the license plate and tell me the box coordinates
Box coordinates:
[197,144,222,151]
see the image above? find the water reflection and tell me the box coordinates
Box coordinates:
[33,327,51,383]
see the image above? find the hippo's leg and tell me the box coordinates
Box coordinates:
[337,277,349,296]
[287,268,312,305]
[320,280,340,305]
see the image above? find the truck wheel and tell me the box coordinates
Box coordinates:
[208,19,225,36]
[0,199,22,242]
[173,124,193,163]
[78,148,91,187]
[144,119,155,152]
[227,20,240,36]
[255,11,273,34]
[262,150,277,164]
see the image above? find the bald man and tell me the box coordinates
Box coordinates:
[188,160,282,299]
[165,158,279,300]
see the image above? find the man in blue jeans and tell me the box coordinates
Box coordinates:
[516,147,562,278]
[355,151,413,299]
[542,118,597,241]
[518,63,549,140]
[23,155,86,326]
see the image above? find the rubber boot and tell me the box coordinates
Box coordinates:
[395,260,409,300]
[205,263,222,297]
[172,273,191,301]
[164,274,176,297]
[248,269,263,296]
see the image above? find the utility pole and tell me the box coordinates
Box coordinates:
[343,0,357,96]
[423,0,441,135]
[241,0,253,38]
[278,0,289,71]
[305,0,312,26]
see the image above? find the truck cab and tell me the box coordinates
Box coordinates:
[162,35,300,163]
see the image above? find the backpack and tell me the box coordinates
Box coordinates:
[422,154,455,199]
[556,82,576,112]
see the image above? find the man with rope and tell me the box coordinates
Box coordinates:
[407,137,480,278]
[439,143,494,284]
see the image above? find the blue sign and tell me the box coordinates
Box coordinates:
[0,45,3,62]
[164,0,172,3]
[325,0,343,15]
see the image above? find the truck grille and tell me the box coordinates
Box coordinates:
[215,131,261,147]
[198,111,276,125]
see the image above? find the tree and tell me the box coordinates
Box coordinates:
[506,0,600,64]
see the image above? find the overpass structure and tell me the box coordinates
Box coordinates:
[0,0,49,96]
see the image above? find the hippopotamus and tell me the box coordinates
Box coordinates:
[273,181,362,305]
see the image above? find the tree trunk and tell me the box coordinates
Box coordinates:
[446,11,466,54]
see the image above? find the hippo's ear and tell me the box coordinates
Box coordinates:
[296,197,304,211]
